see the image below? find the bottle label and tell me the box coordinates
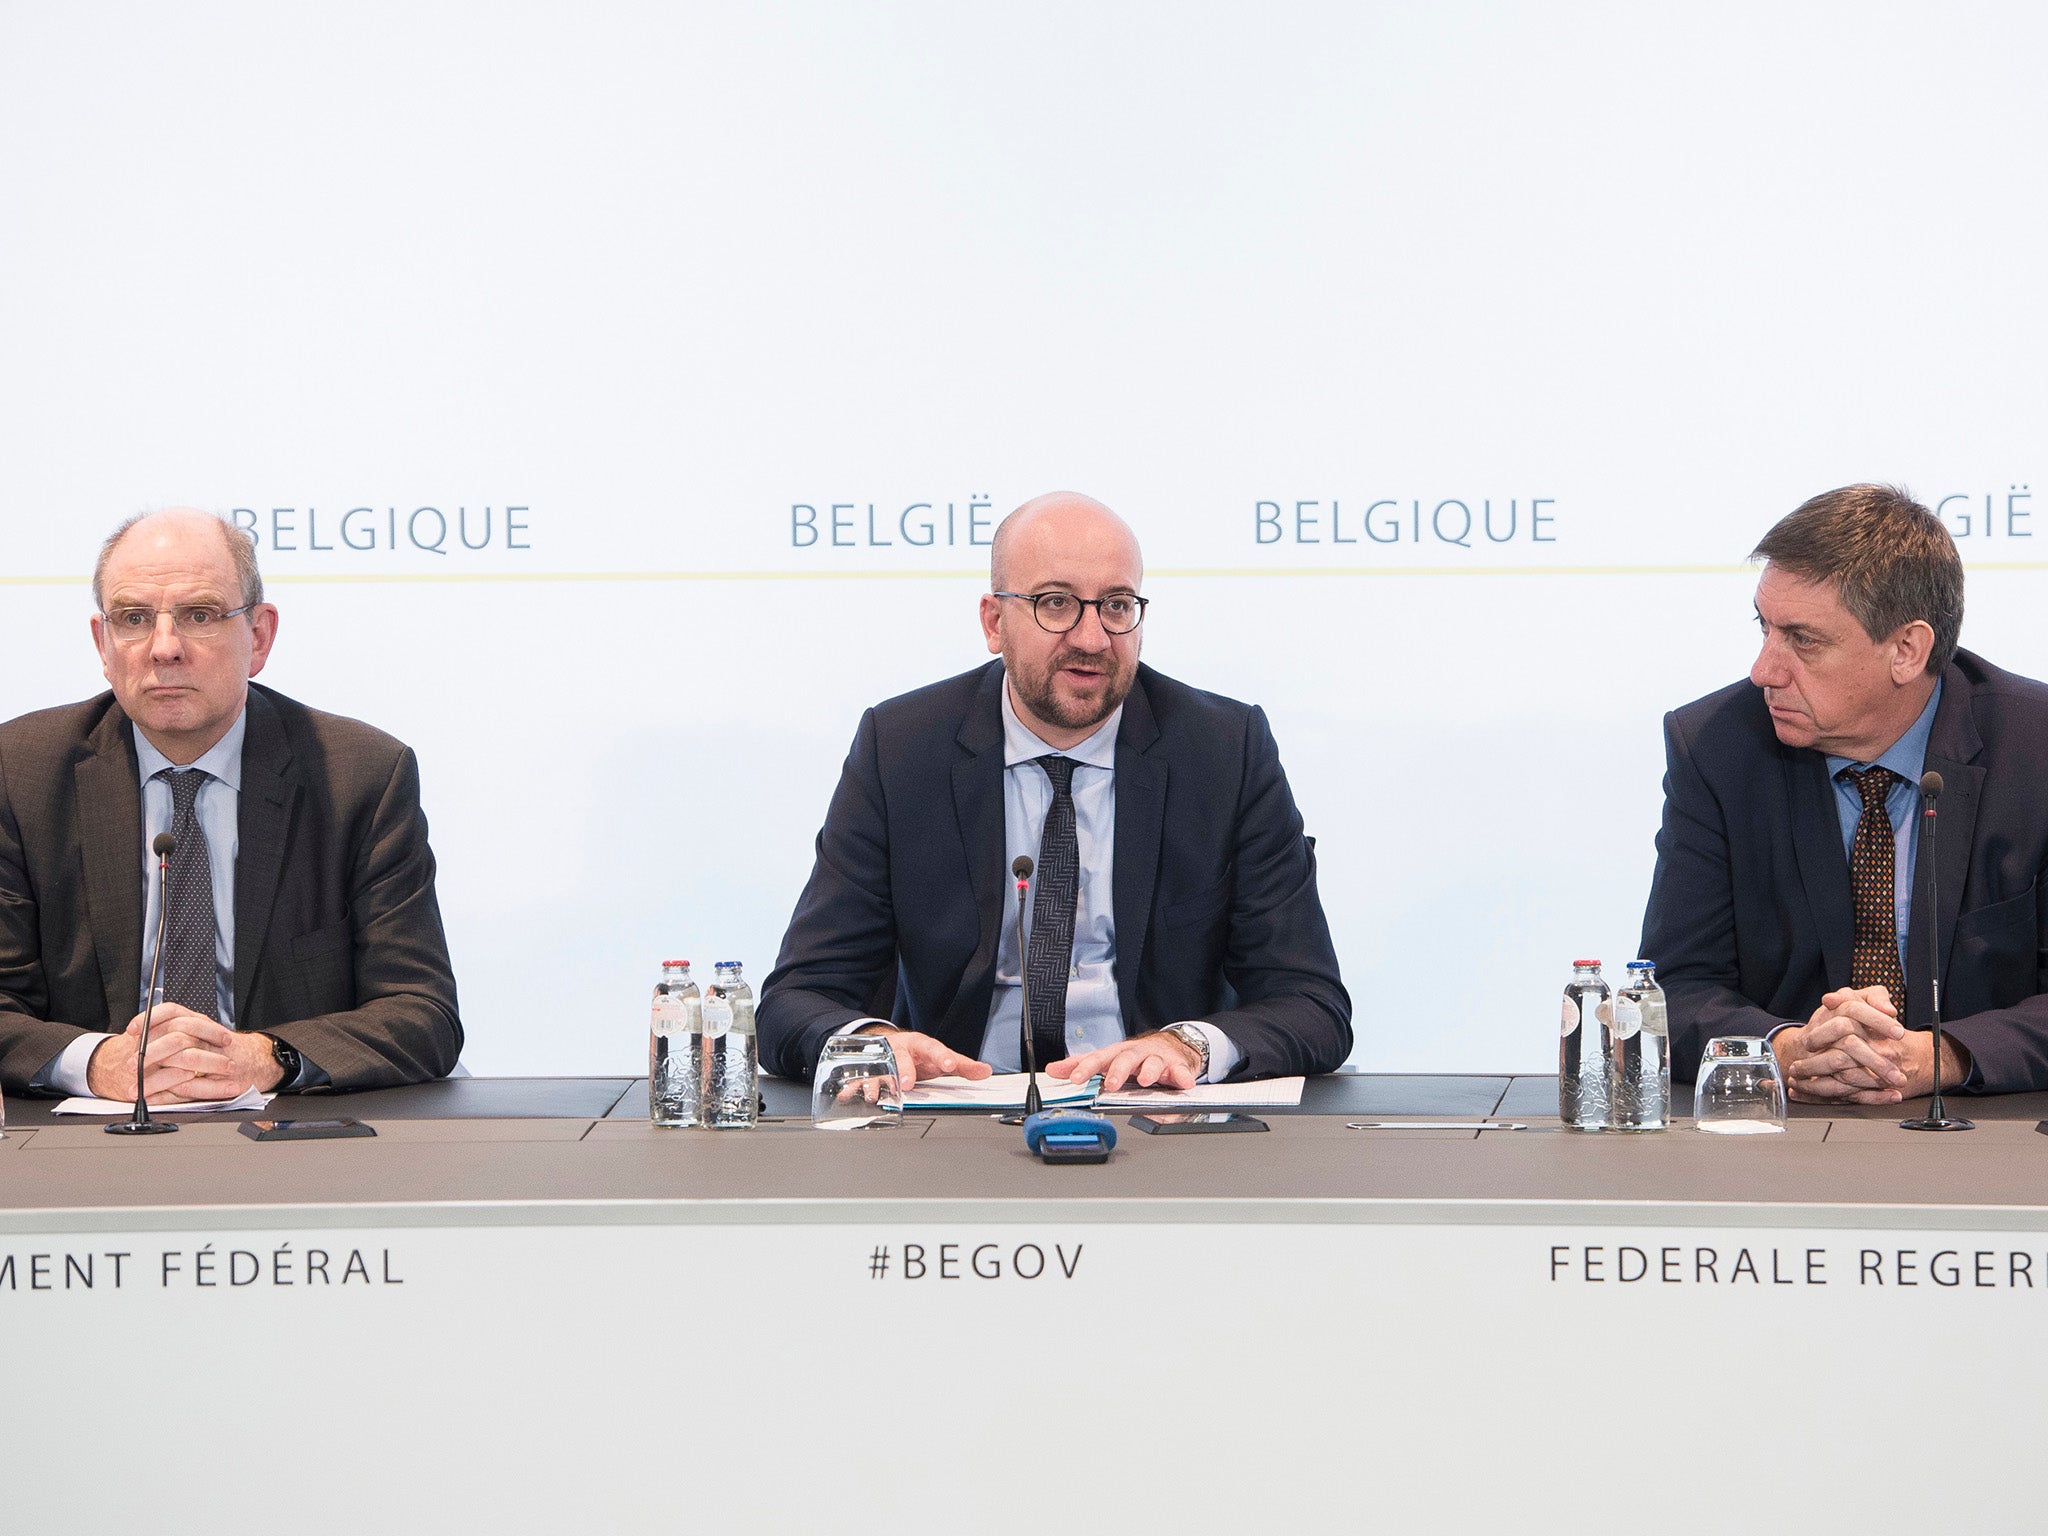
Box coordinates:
[1560,997,1579,1038]
[702,997,734,1039]
[651,996,685,1034]
[1613,997,1642,1040]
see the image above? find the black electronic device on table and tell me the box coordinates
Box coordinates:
[239,1118,377,1142]
[1129,1112,1269,1135]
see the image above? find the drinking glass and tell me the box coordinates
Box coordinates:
[1694,1036,1787,1134]
[811,1034,903,1130]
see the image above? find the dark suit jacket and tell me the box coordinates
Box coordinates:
[0,683,463,1094]
[1639,650,2048,1089]
[758,661,1352,1082]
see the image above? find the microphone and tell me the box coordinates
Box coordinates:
[1902,770,1971,1132]
[1012,855,1043,1118]
[108,831,180,1136]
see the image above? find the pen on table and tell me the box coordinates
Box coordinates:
[1344,1120,1528,1131]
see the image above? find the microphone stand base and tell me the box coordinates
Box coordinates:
[106,1119,179,1136]
[1899,1114,1975,1132]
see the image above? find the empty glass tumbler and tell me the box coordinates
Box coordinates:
[1694,1036,1788,1134]
[811,1034,904,1130]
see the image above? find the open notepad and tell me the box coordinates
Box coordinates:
[899,1073,1100,1111]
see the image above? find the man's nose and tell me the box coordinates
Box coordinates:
[1750,635,1785,689]
[149,612,185,662]
[1066,602,1113,650]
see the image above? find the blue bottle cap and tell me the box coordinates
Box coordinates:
[1627,959,1654,970]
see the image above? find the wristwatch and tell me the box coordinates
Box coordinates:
[1160,1021,1210,1079]
[262,1034,302,1089]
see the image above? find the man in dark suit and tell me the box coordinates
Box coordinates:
[1640,483,2048,1099]
[0,508,462,1100]
[759,492,1351,1090]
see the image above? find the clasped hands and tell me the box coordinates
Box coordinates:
[854,1025,1203,1093]
[1771,985,1970,1104]
[85,1004,285,1103]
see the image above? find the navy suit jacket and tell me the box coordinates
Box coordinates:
[758,661,1352,1082]
[0,684,463,1094]
[1639,649,2048,1089]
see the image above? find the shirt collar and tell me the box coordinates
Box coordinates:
[1826,678,1943,785]
[999,670,1122,772]
[133,705,248,792]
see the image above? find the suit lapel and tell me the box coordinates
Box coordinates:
[1786,747,1855,989]
[233,689,299,1023]
[949,666,1008,1033]
[75,709,144,1027]
[1112,671,1165,1025]
[1915,672,1983,1027]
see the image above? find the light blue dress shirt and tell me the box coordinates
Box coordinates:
[1823,680,1942,982]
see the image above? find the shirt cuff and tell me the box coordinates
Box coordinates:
[32,1034,106,1098]
[1175,1020,1241,1083]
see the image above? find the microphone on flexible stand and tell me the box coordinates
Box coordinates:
[1013,855,1044,1119]
[1901,770,1972,1132]
[108,832,180,1136]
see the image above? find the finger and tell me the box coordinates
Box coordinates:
[1102,1048,1150,1093]
[1832,998,1907,1039]
[1135,1052,1165,1087]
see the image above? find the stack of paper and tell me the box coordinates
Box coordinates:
[900,1073,1099,1111]
[54,1088,274,1116]
[1096,1076,1305,1109]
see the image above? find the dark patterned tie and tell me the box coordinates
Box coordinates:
[159,768,220,1018]
[1843,765,1907,1003]
[1024,755,1079,1072]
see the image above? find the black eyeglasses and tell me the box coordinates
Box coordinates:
[992,591,1148,635]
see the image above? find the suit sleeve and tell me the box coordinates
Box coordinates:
[264,746,463,1091]
[0,742,113,1092]
[758,709,902,1081]
[1932,851,2048,1094]
[1199,707,1353,1079]
[1639,709,1786,1079]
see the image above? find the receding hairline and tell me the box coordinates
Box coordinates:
[989,492,1143,590]
[93,508,265,610]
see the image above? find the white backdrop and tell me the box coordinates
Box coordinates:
[3,2,2045,1075]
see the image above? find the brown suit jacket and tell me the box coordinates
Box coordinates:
[0,683,463,1094]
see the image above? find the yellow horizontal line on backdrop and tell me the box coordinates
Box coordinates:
[4,561,2047,588]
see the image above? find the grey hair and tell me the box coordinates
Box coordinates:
[93,511,264,611]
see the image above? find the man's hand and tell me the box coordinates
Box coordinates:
[854,1026,992,1092]
[1773,986,1920,1103]
[1049,1030,1201,1093]
[86,1007,285,1103]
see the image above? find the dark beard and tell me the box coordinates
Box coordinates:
[1010,650,1133,733]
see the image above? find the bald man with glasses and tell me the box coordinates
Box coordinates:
[758,491,1352,1090]
[0,508,462,1101]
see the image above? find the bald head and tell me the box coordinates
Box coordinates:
[989,493,1143,593]
[94,509,262,611]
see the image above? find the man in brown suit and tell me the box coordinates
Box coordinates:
[0,509,462,1100]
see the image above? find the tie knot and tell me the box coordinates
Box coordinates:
[161,768,208,816]
[1036,754,1077,794]
[1842,765,1895,808]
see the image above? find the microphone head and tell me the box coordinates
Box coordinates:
[1012,855,1034,881]
[1920,770,1944,801]
[152,832,176,859]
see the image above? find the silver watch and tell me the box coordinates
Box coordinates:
[1161,1021,1210,1077]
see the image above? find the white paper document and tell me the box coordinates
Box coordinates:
[1095,1076,1306,1109]
[54,1089,274,1116]
[900,1073,1099,1111]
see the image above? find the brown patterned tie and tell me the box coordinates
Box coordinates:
[1843,765,1906,1002]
